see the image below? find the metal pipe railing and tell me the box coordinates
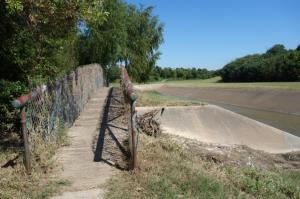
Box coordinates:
[120,66,138,169]
[11,86,47,174]
[11,87,41,173]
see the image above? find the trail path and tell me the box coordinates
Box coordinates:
[51,87,128,199]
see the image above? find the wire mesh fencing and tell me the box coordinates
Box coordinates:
[12,64,105,172]
[24,64,105,139]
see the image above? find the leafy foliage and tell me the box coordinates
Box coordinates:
[0,0,165,132]
[78,0,128,68]
[0,0,107,132]
[125,5,164,83]
[221,44,300,82]
[1,0,90,84]
[78,0,164,83]
[150,66,217,81]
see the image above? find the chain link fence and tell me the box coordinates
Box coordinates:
[12,64,105,172]
[23,64,105,139]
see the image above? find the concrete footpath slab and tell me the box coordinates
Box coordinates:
[137,105,300,153]
[51,87,113,199]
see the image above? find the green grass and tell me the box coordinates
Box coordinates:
[106,135,300,199]
[165,76,300,90]
[137,91,205,107]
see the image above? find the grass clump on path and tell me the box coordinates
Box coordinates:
[137,91,204,107]
[106,134,300,199]
[0,129,70,199]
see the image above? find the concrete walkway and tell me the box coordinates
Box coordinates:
[52,87,113,199]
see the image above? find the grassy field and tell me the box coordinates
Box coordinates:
[165,76,300,90]
[137,90,205,107]
[0,130,70,199]
[106,135,300,199]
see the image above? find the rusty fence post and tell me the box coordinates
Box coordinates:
[20,107,31,174]
[120,66,138,169]
[130,100,138,169]
[12,92,38,174]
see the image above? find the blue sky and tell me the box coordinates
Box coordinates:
[126,0,300,69]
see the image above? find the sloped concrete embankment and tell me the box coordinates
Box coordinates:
[137,105,300,153]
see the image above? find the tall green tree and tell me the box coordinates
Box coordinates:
[125,5,164,83]
[78,0,127,69]
[266,44,287,56]
[79,1,164,83]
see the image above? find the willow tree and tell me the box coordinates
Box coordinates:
[78,0,127,66]
[78,1,164,83]
[125,5,164,83]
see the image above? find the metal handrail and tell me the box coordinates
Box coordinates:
[120,66,138,169]
[11,86,47,174]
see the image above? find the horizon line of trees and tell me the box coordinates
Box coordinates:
[220,44,300,82]
[151,66,218,81]
[108,65,219,82]
[109,43,300,83]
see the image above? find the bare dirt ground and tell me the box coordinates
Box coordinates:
[157,85,300,115]
[52,87,129,199]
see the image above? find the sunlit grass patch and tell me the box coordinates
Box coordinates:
[165,76,300,90]
[137,90,205,107]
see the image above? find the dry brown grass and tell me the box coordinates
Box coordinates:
[0,129,70,199]
[106,134,300,199]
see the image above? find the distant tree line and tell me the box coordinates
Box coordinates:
[151,66,218,81]
[221,44,300,82]
[108,65,218,82]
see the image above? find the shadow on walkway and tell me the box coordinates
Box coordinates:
[94,88,130,170]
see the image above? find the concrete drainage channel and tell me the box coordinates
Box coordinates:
[137,105,300,154]
[156,85,300,137]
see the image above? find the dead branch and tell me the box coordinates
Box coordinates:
[138,109,162,137]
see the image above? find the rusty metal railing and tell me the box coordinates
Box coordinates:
[120,66,138,169]
[12,87,44,173]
